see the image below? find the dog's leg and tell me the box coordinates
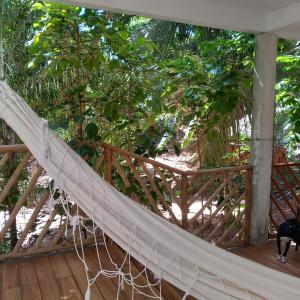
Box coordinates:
[296,244,298,251]
[282,240,291,263]
[276,237,282,261]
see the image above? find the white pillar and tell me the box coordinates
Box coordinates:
[250,33,278,245]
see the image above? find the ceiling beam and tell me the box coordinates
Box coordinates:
[265,3,300,40]
[57,0,266,33]
[266,3,300,33]
[54,0,300,40]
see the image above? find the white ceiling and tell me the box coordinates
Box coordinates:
[203,0,300,13]
[56,0,300,40]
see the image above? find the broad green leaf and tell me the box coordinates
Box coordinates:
[85,122,99,139]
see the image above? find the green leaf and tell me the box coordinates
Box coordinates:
[119,31,129,40]
[151,99,161,114]
[49,118,69,131]
[104,102,120,121]
[141,115,155,131]
[108,60,119,70]
[85,122,99,139]
[53,190,61,200]
[184,88,194,98]
[277,55,300,64]
[181,120,196,149]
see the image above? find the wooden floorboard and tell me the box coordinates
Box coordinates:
[1,288,21,300]
[20,284,43,300]
[64,251,105,300]
[0,244,175,300]
[18,259,39,287]
[1,241,299,299]
[232,240,300,278]
[57,277,82,300]
[33,256,64,300]
[37,279,61,300]
[1,262,18,289]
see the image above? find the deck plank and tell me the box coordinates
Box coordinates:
[234,246,291,274]
[34,256,56,282]
[18,259,38,287]
[33,255,63,300]
[64,251,105,300]
[21,285,43,300]
[111,245,187,300]
[233,240,300,278]
[1,288,21,300]
[38,279,62,300]
[1,241,298,300]
[1,262,18,289]
[49,253,83,300]
[0,262,3,300]
[84,249,123,300]
[258,243,300,276]
[106,245,148,300]
[94,247,138,300]
[49,254,73,279]
[57,277,82,300]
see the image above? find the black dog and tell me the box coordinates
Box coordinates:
[277,208,300,263]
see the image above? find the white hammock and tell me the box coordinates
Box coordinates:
[0,80,300,300]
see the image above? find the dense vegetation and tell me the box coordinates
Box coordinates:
[0,0,300,253]
[1,0,300,167]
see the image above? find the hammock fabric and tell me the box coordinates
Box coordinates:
[0,80,300,300]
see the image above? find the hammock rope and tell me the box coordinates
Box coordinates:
[1,80,300,300]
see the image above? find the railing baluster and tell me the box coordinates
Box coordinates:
[104,147,113,185]
[0,143,254,261]
[124,156,163,217]
[0,166,44,241]
[180,175,189,230]
[244,169,252,245]
[0,152,31,204]
[12,191,50,253]
[0,152,11,170]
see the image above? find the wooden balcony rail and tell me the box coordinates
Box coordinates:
[0,143,253,262]
[85,141,253,249]
[0,145,102,261]
[270,162,300,234]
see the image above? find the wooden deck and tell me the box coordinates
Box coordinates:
[0,244,183,300]
[1,241,300,300]
[233,240,300,278]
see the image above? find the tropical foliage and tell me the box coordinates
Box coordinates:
[1,0,300,166]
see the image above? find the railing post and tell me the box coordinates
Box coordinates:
[181,174,189,230]
[104,147,113,185]
[244,168,253,245]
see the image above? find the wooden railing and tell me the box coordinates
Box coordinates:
[270,162,300,232]
[88,142,253,248]
[0,145,101,261]
[0,143,252,261]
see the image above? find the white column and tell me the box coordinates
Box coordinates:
[250,33,278,245]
